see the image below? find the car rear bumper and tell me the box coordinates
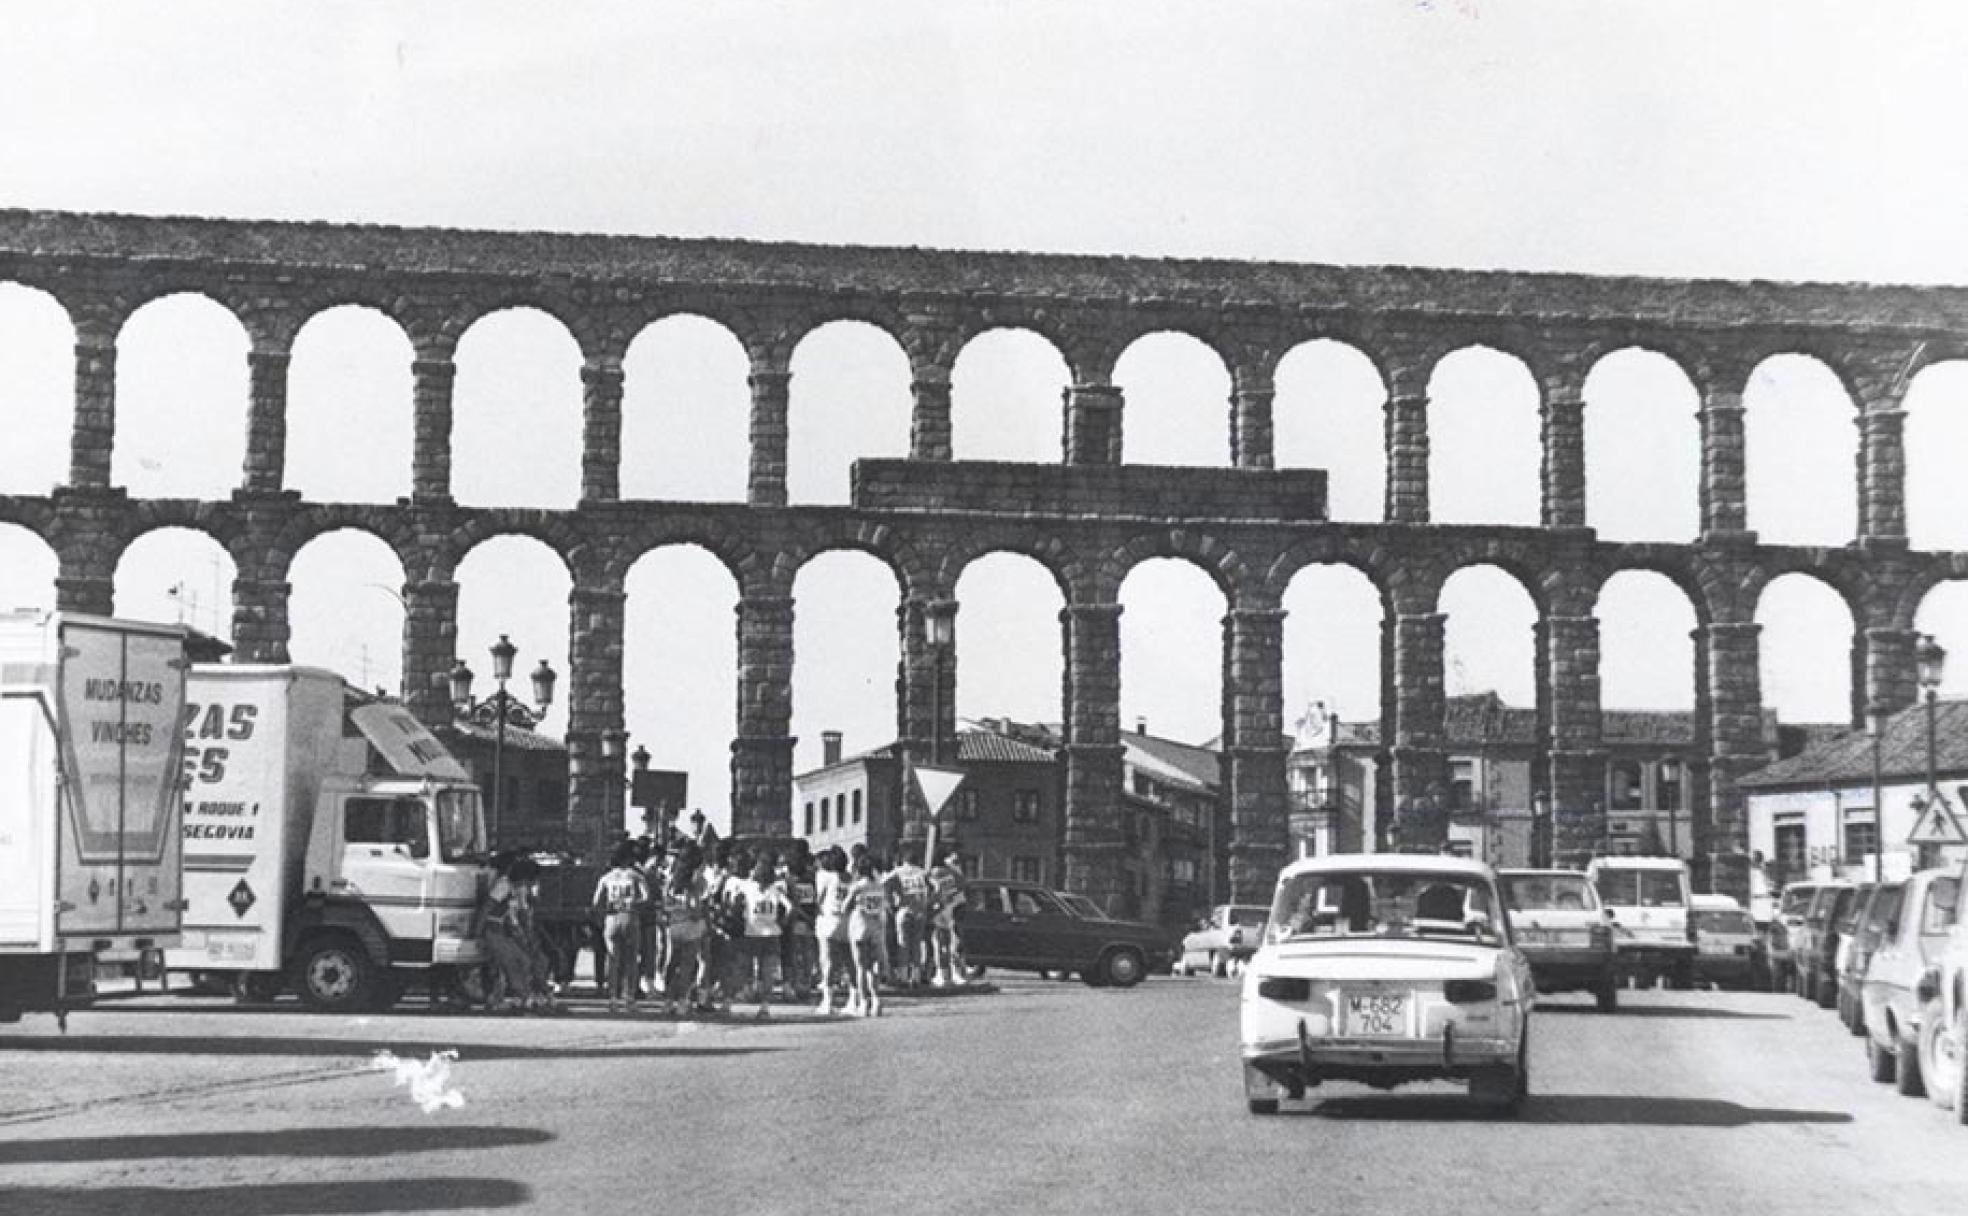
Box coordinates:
[1242,1021,1517,1094]
[1522,948,1615,991]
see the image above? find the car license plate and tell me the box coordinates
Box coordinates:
[1518,926,1549,945]
[1346,993,1407,1036]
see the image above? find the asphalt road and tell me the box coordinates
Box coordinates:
[0,976,1961,1215]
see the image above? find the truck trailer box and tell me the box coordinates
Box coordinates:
[0,611,189,1019]
[173,666,350,973]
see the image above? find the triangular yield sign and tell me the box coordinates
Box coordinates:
[1907,792,1968,846]
[912,764,966,817]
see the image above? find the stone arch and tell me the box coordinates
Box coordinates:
[1282,559,1386,727]
[1112,328,1236,466]
[113,524,240,641]
[790,545,907,774]
[624,540,743,821]
[1437,562,1542,707]
[621,312,752,502]
[953,549,1069,724]
[1754,570,1859,724]
[288,528,410,694]
[454,533,576,736]
[0,282,74,496]
[1590,549,1715,629]
[1595,569,1703,712]
[1903,358,1968,551]
[948,326,1073,462]
[112,291,252,499]
[786,319,913,506]
[1110,529,1251,605]
[451,306,585,509]
[0,522,59,614]
[946,536,1076,607]
[1743,351,1858,545]
[1912,579,1968,699]
[1118,553,1229,744]
[287,304,416,504]
[1427,344,1542,527]
[1273,337,1387,523]
[1583,346,1701,542]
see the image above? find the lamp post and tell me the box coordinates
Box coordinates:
[1867,704,1887,884]
[922,608,955,861]
[1918,634,1947,870]
[448,635,556,850]
[1531,791,1550,869]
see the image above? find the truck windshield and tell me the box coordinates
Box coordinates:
[1594,869,1685,908]
[435,789,485,862]
[1270,871,1501,945]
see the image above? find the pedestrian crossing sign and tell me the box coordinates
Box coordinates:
[1907,792,1968,847]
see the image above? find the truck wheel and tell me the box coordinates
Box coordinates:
[294,936,380,1012]
[1101,947,1147,989]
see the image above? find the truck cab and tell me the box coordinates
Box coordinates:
[1586,855,1697,988]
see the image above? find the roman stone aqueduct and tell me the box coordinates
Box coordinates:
[2,207,1965,905]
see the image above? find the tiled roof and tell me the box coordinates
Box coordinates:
[1123,731,1221,789]
[1325,693,1766,750]
[1739,699,1968,790]
[447,720,567,754]
[860,729,1057,766]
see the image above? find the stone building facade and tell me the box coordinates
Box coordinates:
[2,208,1962,905]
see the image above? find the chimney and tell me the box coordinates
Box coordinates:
[1135,716,1148,736]
[822,731,843,766]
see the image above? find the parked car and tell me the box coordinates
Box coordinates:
[1861,868,1958,1099]
[1498,868,1617,1012]
[1690,894,1762,990]
[1179,904,1270,977]
[1838,882,1901,1034]
[1801,882,1861,1007]
[958,880,1175,988]
[1767,881,1826,992]
[1587,856,1696,988]
[1240,854,1533,1116]
[1929,859,1968,1122]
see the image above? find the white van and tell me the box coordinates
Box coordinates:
[1586,856,1696,988]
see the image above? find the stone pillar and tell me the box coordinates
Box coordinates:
[70,331,117,490]
[1699,621,1763,901]
[1539,371,1587,530]
[747,369,790,508]
[1390,612,1449,849]
[1223,607,1288,901]
[411,358,456,503]
[910,374,953,462]
[54,573,114,617]
[1063,384,1123,466]
[1542,614,1606,865]
[242,350,290,494]
[1230,373,1275,470]
[732,593,795,836]
[401,579,460,730]
[580,362,624,503]
[230,577,292,664]
[1061,601,1126,909]
[1862,627,1919,718]
[567,585,626,848]
[1698,370,1750,538]
[1383,363,1430,523]
[1857,407,1908,543]
[896,597,959,842]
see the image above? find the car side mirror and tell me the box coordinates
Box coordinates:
[1602,908,1617,922]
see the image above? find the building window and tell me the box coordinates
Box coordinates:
[1011,855,1041,883]
[958,789,979,821]
[1450,760,1475,812]
[1658,760,1682,811]
[821,796,831,832]
[1133,773,1152,796]
[959,854,982,879]
[1774,821,1807,884]
[1843,817,1878,867]
[852,788,863,824]
[1014,789,1040,824]
[1609,761,1644,812]
[1170,857,1197,883]
[804,801,815,835]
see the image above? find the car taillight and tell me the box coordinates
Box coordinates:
[1443,979,1497,1004]
[1257,976,1311,1002]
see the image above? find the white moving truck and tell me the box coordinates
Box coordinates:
[167,665,490,1011]
[0,612,190,1028]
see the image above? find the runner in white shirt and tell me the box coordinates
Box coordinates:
[738,856,788,1018]
[885,845,931,989]
[844,855,890,1017]
[813,850,851,1015]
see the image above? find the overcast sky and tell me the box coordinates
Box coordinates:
[3,2,1968,829]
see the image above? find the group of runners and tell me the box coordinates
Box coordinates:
[585,834,970,1018]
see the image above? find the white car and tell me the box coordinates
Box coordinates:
[1860,869,1955,1098]
[1918,862,1968,1120]
[1240,854,1533,1116]
[1179,904,1270,977]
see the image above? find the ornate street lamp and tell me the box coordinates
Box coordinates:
[452,635,557,849]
